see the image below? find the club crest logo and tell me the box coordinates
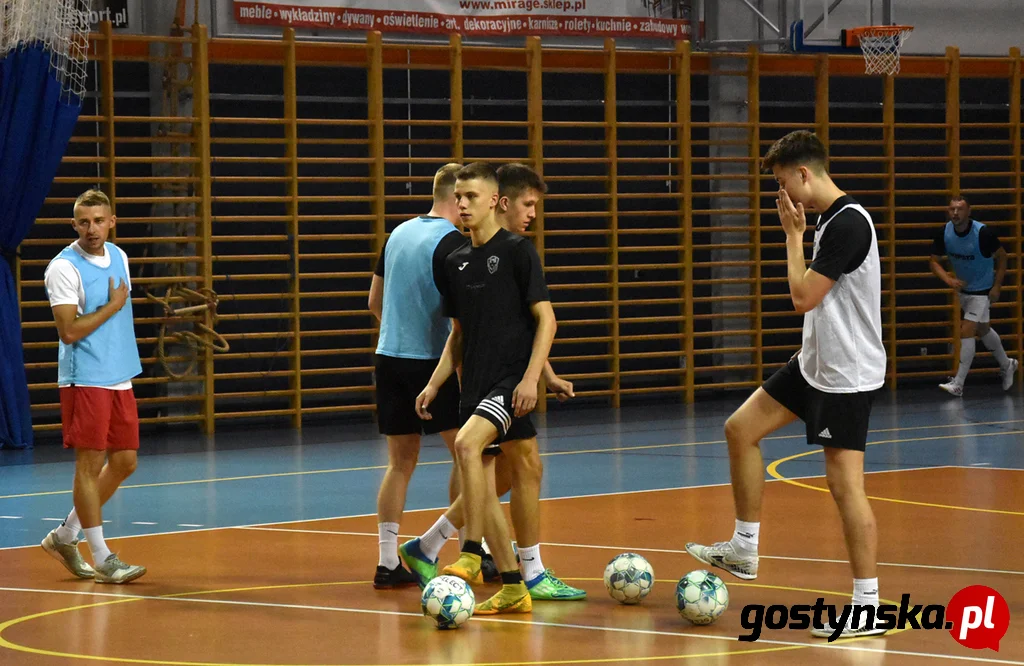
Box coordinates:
[487,256,499,274]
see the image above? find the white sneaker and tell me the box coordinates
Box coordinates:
[810,614,888,640]
[94,554,147,584]
[685,541,758,580]
[41,530,95,579]
[1001,358,1018,391]
[938,379,963,397]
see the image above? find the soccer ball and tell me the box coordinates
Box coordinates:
[421,575,475,629]
[676,569,729,625]
[603,552,654,604]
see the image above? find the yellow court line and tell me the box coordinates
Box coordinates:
[766,430,1024,516]
[3,418,1021,501]
[0,579,907,666]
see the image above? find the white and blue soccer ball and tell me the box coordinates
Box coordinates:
[676,569,729,625]
[603,552,654,604]
[421,575,475,630]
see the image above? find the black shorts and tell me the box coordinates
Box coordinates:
[374,354,460,436]
[762,356,877,452]
[461,376,537,456]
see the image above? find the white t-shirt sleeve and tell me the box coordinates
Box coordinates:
[44,259,82,309]
[117,246,131,291]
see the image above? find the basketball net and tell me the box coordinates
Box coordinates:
[859,26,913,76]
[1,0,88,102]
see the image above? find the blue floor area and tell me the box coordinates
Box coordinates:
[1,389,1021,548]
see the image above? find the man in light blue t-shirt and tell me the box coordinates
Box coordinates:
[368,163,467,588]
[40,189,147,584]
[930,196,1017,395]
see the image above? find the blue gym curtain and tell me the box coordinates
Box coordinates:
[0,44,82,449]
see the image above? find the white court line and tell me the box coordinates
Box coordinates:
[0,516,22,519]
[3,416,1017,502]
[953,465,1023,472]
[236,526,1024,577]
[131,521,158,526]
[177,523,204,528]
[1,586,1021,665]
[0,465,958,552]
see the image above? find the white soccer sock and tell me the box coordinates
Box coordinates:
[954,337,975,385]
[852,577,880,608]
[420,514,457,562]
[83,526,111,565]
[54,508,81,544]
[730,519,760,554]
[518,544,544,582]
[980,329,1010,368]
[378,522,400,569]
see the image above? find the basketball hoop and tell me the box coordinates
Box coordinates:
[848,25,914,76]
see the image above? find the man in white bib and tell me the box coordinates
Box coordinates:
[685,131,887,640]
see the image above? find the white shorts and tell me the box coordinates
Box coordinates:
[960,294,990,323]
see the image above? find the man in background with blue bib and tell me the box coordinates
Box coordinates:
[930,196,1017,396]
[368,163,467,588]
[40,189,147,584]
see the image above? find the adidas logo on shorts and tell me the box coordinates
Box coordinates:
[493,395,504,406]
[818,428,832,439]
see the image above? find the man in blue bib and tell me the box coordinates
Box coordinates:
[40,189,147,584]
[367,164,467,588]
[930,196,1017,395]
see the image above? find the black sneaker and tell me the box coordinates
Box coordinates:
[480,552,501,583]
[373,564,419,589]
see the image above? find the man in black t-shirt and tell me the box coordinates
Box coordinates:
[415,162,556,615]
[399,165,584,602]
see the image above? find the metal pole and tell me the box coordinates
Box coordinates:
[805,0,847,38]
[806,0,847,37]
[757,0,764,43]
[739,0,779,34]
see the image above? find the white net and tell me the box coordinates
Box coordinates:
[1,0,88,103]
[860,26,913,76]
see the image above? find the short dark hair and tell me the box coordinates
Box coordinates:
[455,161,499,187]
[496,163,547,201]
[950,195,970,208]
[762,130,827,173]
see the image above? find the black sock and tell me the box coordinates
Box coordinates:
[462,540,485,557]
[501,571,523,585]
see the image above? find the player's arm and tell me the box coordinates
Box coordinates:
[928,228,963,289]
[989,247,1007,302]
[369,241,386,321]
[513,300,557,416]
[416,319,462,419]
[776,190,834,314]
[785,246,835,314]
[929,254,962,289]
[368,274,383,321]
[542,360,574,402]
[52,277,128,345]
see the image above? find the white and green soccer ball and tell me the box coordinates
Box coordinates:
[421,575,475,629]
[676,569,729,625]
[603,552,654,604]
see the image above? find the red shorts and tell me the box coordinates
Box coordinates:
[59,386,140,451]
